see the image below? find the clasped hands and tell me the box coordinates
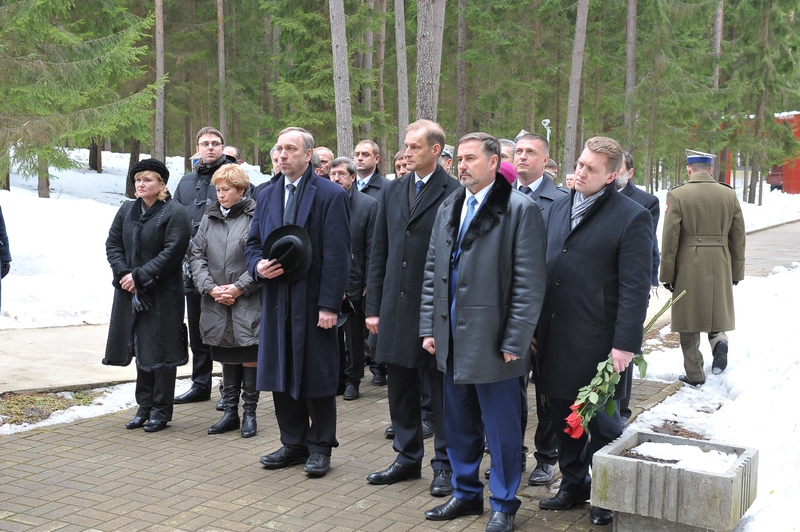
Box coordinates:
[209,285,243,306]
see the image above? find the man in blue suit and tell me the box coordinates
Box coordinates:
[245,127,351,478]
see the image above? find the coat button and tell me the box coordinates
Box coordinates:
[441,276,447,282]
[718,238,722,243]
[551,312,558,319]
[402,261,407,268]
[406,230,411,237]
[562,246,568,253]
[400,291,405,298]
[555,279,561,286]
[698,238,702,243]
[440,314,446,319]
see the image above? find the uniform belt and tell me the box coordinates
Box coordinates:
[686,235,727,247]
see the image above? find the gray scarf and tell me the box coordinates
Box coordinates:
[570,189,604,229]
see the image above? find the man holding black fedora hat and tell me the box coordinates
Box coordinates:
[245,127,351,478]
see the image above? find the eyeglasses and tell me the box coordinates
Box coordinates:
[198,141,222,148]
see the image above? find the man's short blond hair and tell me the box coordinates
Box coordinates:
[406,119,445,154]
[278,127,315,152]
[585,136,623,175]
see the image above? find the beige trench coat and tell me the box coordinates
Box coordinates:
[659,172,746,332]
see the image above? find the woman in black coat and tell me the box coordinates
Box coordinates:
[104,159,191,432]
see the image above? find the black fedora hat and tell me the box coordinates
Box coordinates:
[337,299,356,328]
[262,225,313,284]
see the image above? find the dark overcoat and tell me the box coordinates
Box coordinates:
[360,171,389,201]
[104,198,191,370]
[366,166,460,368]
[538,184,652,401]
[419,176,547,383]
[659,172,745,332]
[621,180,661,285]
[0,204,10,312]
[347,185,379,301]
[517,175,569,224]
[244,168,351,399]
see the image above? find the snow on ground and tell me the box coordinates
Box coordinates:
[629,441,738,475]
[1,151,800,530]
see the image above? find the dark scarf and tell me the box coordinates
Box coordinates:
[196,154,233,177]
[209,197,252,220]
[130,197,167,312]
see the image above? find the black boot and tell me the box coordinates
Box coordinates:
[208,364,242,435]
[240,365,260,438]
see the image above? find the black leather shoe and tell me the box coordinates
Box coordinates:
[173,386,211,404]
[367,461,422,485]
[485,511,515,532]
[384,424,395,439]
[528,462,556,486]
[208,411,240,435]
[712,340,728,375]
[424,496,484,521]
[422,419,435,439]
[259,445,310,469]
[344,382,360,400]
[430,470,453,497]
[678,374,705,386]
[372,373,387,386]
[125,416,147,429]
[589,506,614,525]
[303,452,331,477]
[143,420,168,432]
[539,487,591,510]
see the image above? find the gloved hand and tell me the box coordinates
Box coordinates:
[662,283,674,293]
[1,261,9,279]
[132,292,152,313]
[733,280,739,286]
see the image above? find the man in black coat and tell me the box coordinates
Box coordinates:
[245,127,351,478]
[172,126,237,404]
[353,139,389,385]
[537,137,652,526]
[329,157,378,400]
[366,119,460,496]
[616,150,661,421]
[512,132,569,487]
[0,204,10,313]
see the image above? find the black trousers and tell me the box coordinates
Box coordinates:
[386,363,450,471]
[273,392,339,455]
[343,298,366,384]
[185,292,212,392]
[549,396,622,492]
[531,376,559,465]
[135,366,177,422]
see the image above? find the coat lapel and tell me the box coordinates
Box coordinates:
[295,173,317,229]
[409,166,447,224]
[268,176,285,230]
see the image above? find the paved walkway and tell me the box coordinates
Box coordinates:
[0,377,677,532]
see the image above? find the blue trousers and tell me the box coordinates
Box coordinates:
[444,369,522,514]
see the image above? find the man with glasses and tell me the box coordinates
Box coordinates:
[173,126,237,405]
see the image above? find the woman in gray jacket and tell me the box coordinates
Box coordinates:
[190,164,261,437]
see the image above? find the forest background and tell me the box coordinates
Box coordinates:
[2,0,800,203]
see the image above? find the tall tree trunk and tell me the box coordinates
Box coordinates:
[217,0,227,139]
[645,57,659,193]
[154,0,166,161]
[1,150,10,191]
[127,139,141,199]
[456,0,467,142]
[329,0,354,157]
[415,0,447,122]
[624,0,637,151]
[359,0,375,136]
[376,0,388,173]
[395,0,409,146]
[742,151,749,201]
[37,156,50,198]
[749,162,759,204]
[562,0,589,174]
[712,0,724,180]
[89,138,99,171]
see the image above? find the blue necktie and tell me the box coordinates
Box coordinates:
[519,185,532,196]
[283,183,296,225]
[415,179,425,196]
[358,179,366,191]
[450,197,477,335]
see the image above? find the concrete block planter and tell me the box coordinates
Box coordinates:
[592,429,758,532]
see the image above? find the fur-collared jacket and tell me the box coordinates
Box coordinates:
[419,175,547,384]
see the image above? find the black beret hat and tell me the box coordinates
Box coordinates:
[129,158,170,185]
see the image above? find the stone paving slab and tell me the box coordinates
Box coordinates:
[0,377,675,531]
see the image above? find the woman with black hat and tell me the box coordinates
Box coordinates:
[104,158,191,432]
[189,163,261,438]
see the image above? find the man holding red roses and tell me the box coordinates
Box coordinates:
[535,137,652,526]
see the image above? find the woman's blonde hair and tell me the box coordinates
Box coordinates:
[134,170,167,201]
[212,163,251,193]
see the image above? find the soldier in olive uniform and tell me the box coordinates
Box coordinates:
[659,150,746,386]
